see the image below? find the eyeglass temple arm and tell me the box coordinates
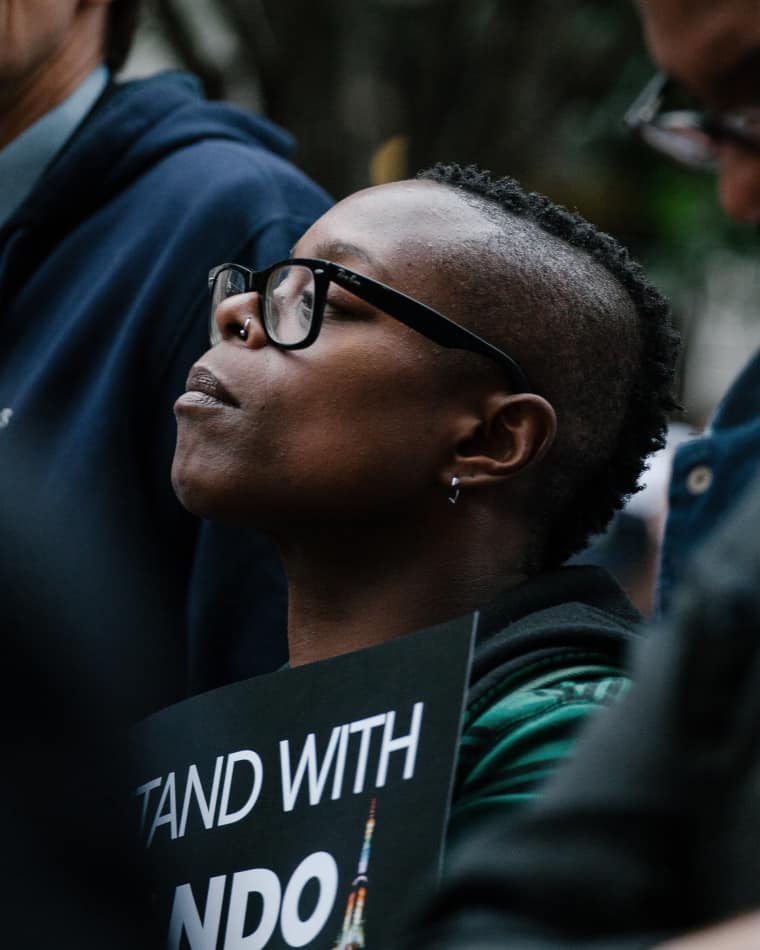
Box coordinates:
[330,267,532,393]
[623,72,671,129]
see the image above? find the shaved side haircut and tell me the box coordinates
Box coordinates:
[418,163,679,568]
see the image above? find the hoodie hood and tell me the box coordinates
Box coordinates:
[28,71,294,215]
[0,72,297,300]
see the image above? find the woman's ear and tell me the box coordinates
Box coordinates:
[442,392,557,490]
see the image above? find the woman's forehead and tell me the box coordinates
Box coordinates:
[295,180,494,272]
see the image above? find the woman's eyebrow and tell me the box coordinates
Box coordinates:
[310,240,386,274]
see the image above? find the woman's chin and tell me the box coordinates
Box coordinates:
[170,467,270,530]
[171,460,219,519]
[172,480,211,519]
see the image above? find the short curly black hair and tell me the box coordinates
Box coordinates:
[417,162,679,569]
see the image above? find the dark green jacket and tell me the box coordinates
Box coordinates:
[450,565,641,842]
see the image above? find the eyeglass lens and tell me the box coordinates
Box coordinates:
[209,264,316,346]
[639,113,719,170]
[264,265,316,345]
[210,267,248,345]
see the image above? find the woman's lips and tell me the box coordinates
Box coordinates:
[175,366,239,411]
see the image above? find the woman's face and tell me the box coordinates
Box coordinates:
[172,181,489,530]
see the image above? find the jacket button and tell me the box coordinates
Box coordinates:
[686,464,713,495]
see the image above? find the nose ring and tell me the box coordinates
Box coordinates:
[239,317,252,341]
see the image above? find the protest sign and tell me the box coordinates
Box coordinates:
[131,615,475,949]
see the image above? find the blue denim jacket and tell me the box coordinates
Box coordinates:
[658,348,760,614]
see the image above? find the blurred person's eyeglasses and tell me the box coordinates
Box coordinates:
[208,258,532,393]
[624,72,760,171]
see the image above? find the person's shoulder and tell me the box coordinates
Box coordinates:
[75,71,331,215]
[450,663,630,838]
[466,565,641,722]
[467,663,630,736]
[127,134,330,219]
[475,565,643,642]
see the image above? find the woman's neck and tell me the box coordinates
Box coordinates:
[280,513,527,667]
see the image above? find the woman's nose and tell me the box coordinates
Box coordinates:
[214,293,268,348]
[716,142,760,223]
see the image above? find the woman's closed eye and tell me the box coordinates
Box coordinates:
[322,296,373,322]
[296,290,314,326]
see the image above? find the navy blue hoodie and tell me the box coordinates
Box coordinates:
[0,72,331,716]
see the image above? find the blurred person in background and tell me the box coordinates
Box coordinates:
[577,0,760,619]
[625,0,760,615]
[572,422,692,617]
[0,0,331,719]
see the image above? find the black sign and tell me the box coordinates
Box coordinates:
[130,616,475,949]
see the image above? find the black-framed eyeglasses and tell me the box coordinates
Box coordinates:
[207,258,532,393]
[623,71,760,171]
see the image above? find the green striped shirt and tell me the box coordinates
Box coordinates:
[449,664,629,843]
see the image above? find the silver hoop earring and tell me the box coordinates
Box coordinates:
[448,476,461,505]
[239,317,252,341]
